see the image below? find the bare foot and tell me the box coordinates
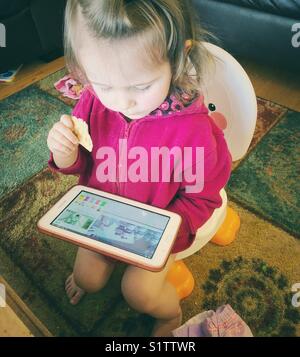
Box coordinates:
[151,307,183,337]
[65,274,85,305]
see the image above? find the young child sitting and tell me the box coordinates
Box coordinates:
[47,0,232,337]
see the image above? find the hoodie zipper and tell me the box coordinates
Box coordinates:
[114,97,203,194]
[116,119,135,195]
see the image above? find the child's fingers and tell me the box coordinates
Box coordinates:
[53,129,77,151]
[60,115,74,129]
[49,136,74,155]
[54,122,79,145]
[60,115,80,143]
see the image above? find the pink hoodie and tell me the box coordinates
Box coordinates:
[48,89,232,253]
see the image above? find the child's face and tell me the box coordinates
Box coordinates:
[77,21,172,119]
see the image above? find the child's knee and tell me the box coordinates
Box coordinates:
[121,274,159,312]
[73,267,110,293]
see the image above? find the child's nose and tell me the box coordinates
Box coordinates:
[117,95,135,111]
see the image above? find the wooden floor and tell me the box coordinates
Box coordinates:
[0,277,52,337]
[0,305,33,337]
[0,57,65,101]
[239,59,300,112]
[0,55,299,337]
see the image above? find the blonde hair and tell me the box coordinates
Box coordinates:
[64,0,214,102]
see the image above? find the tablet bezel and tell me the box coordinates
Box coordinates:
[37,185,182,271]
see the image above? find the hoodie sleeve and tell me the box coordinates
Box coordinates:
[48,149,90,176]
[166,138,232,254]
[48,89,93,176]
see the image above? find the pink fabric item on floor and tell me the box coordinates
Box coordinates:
[54,75,84,100]
[172,304,253,337]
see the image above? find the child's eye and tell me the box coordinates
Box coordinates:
[100,87,112,92]
[98,85,151,92]
[135,85,151,91]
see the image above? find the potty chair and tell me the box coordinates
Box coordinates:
[167,42,257,299]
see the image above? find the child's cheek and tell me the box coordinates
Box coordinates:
[142,90,163,111]
[91,88,110,107]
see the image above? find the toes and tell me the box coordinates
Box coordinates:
[66,285,75,297]
[70,290,85,305]
[65,280,73,291]
[65,273,85,305]
[65,274,74,287]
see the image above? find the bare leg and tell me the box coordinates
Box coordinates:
[150,283,182,337]
[66,247,116,305]
[121,254,182,336]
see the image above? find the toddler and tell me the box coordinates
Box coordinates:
[47,0,232,337]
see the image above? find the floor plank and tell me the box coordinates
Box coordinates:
[0,57,65,101]
[0,305,33,337]
[0,276,52,337]
[239,59,300,112]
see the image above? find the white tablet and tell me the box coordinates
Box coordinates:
[37,185,182,271]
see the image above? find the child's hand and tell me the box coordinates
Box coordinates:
[47,115,79,157]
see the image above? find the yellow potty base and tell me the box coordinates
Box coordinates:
[211,207,240,246]
[166,260,195,300]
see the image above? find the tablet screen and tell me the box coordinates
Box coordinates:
[51,190,170,259]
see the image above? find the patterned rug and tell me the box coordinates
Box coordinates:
[0,86,72,198]
[228,110,300,238]
[0,69,299,336]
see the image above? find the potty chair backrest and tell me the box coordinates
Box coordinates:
[175,45,257,262]
[200,42,257,161]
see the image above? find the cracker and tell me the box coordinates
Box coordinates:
[71,116,93,152]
